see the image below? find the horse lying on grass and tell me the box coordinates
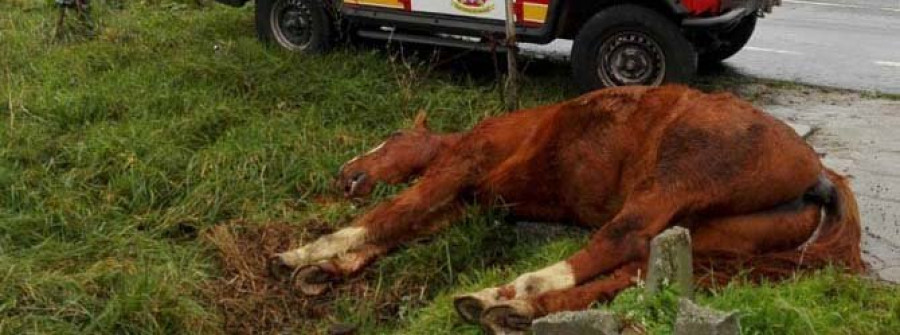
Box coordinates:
[270,85,864,333]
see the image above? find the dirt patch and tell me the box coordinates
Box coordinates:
[202,220,429,334]
[202,221,325,334]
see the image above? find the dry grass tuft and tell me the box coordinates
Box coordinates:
[203,221,330,334]
[202,220,431,334]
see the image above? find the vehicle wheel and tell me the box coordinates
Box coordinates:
[256,0,332,53]
[571,5,697,91]
[698,15,757,64]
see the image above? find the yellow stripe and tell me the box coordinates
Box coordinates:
[523,3,548,23]
[348,0,404,9]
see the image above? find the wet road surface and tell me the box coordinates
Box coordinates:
[726,0,900,94]
[522,0,900,93]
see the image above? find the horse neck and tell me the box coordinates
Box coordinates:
[419,132,465,168]
[434,132,464,152]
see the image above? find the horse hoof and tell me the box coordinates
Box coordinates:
[453,295,488,324]
[480,301,534,334]
[268,255,293,280]
[293,264,335,296]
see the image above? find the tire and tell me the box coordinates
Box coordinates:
[256,0,333,53]
[571,5,697,91]
[698,15,757,64]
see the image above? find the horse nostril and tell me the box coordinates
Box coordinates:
[352,172,367,183]
[347,172,367,196]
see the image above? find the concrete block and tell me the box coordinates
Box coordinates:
[646,227,693,298]
[674,298,741,335]
[532,309,621,335]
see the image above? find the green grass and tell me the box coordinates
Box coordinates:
[1,1,898,334]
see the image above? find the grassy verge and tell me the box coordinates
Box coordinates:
[1,1,897,334]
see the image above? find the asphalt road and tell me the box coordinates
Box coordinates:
[522,0,900,93]
[726,0,900,94]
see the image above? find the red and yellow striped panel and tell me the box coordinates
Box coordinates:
[347,0,550,26]
[346,0,409,10]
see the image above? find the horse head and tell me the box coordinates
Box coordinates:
[336,112,449,199]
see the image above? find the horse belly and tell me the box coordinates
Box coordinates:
[474,180,572,222]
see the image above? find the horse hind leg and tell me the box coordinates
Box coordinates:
[467,162,809,327]
[455,190,682,325]
[690,197,821,256]
[478,262,643,333]
[475,197,823,332]
[453,261,577,324]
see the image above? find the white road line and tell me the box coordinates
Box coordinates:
[875,61,900,67]
[782,0,863,9]
[783,0,900,12]
[744,46,804,55]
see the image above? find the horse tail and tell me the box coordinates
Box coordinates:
[695,168,866,287]
[794,168,866,272]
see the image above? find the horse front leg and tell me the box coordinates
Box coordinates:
[271,242,388,295]
[270,205,462,295]
[270,162,473,295]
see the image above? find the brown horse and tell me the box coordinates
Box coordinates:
[270,85,864,333]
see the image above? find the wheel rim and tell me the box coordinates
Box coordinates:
[596,31,666,86]
[270,0,314,50]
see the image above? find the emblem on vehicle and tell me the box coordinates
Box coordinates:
[451,0,495,13]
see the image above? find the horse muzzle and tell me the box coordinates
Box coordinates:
[339,171,370,198]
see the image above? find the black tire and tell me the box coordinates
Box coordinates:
[571,5,697,91]
[698,15,757,64]
[256,0,333,53]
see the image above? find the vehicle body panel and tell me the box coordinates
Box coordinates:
[345,0,552,27]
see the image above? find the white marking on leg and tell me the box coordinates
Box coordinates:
[510,261,575,299]
[278,227,368,267]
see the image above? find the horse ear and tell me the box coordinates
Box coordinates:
[413,110,429,130]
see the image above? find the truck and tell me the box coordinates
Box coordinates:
[213,0,780,90]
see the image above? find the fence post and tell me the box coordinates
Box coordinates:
[504,0,519,111]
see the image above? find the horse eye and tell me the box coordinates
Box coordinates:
[390,131,403,138]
